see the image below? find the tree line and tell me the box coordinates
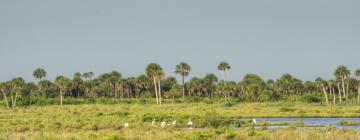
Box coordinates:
[0,62,360,108]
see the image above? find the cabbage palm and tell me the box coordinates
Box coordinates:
[175,62,191,99]
[355,69,360,102]
[55,76,72,106]
[145,63,164,105]
[33,68,46,92]
[72,73,83,98]
[315,78,329,106]
[81,81,95,98]
[204,73,218,99]
[33,68,46,82]
[328,79,336,105]
[39,80,53,97]
[0,82,10,109]
[134,75,151,96]
[10,77,26,107]
[217,62,231,105]
[109,71,122,98]
[98,71,122,98]
[82,72,94,81]
[334,65,351,100]
[217,62,231,83]
[26,82,38,96]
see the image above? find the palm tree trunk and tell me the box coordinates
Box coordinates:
[228,93,231,106]
[337,83,342,102]
[346,82,349,99]
[11,95,14,108]
[158,80,162,106]
[357,85,360,103]
[153,77,159,105]
[182,76,185,100]
[12,92,19,108]
[223,70,228,106]
[1,90,9,109]
[60,90,63,106]
[341,76,346,100]
[322,86,329,106]
[333,89,336,106]
[114,84,117,98]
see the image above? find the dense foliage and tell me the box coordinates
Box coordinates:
[0,63,359,107]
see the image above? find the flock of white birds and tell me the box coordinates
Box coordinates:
[123,119,194,128]
[123,118,257,128]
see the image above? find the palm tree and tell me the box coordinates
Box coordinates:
[82,72,94,81]
[334,75,342,102]
[134,75,151,97]
[334,65,351,100]
[0,82,10,109]
[355,69,360,102]
[33,68,46,82]
[72,73,83,98]
[10,77,26,108]
[204,73,218,99]
[26,82,38,96]
[145,63,164,105]
[55,76,72,106]
[165,84,181,104]
[33,68,46,92]
[109,71,122,98]
[217,62,231,83]
[81,80,94,98]
[217,62,231,105]
[175,62,191,100]
[315,78,329,106]
[39,80,52,97]
[328,79,336,105]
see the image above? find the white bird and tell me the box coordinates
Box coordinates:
[252,118,257,124]
[124,122,129,128]
[151,119,156,126]
[160,121,166,128]
[172,120,177,125]
[187,119,193,126]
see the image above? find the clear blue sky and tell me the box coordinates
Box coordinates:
[1,0,359,82]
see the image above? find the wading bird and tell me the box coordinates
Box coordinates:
[161,121,166,128]
[187,119,193,127]
[124,122,129,128]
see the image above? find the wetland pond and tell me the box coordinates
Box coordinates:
[247,118,360,130]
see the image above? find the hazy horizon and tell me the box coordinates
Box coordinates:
[1,0,359,82]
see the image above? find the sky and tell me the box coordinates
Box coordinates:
[0,0,359,82]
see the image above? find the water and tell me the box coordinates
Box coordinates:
[250,118,360,130]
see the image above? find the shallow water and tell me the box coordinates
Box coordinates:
[252,118,360,130]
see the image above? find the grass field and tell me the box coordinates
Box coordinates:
[1,101,360,140]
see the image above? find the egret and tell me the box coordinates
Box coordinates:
[172,120,177,125]
[151,119,156,126]
[124,122,129,128]
[161,121,166,128]
[187,119,193,127]
[252,118,257,125]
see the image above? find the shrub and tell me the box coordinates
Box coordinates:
[295,119,304,127]
[279,107,295,112]
[301,94,321,103]
[109,111,130,117]
[190,131,214,140]
[337,120,360,126]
